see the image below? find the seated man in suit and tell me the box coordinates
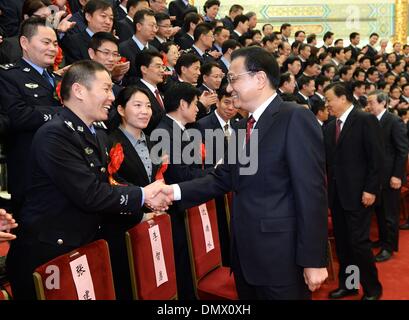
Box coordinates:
[196,62,223,118]
[218,39,241,75]
[116,0,149,43]
[67,0,89,35]
[88,32,129,97]
[189,23,217,64]
[6,60,170,300]
[155,82,210,299]
[132,50,166,134]
[149,12,172,50]
[197,84,239,266]
[119,9,158,83]
[174,12,202,51]
[61,0,114,65]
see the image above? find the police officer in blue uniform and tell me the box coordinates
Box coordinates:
[6,60,172,300]
[0,17,63,216]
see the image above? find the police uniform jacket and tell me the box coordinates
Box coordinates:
[0,59,62,206]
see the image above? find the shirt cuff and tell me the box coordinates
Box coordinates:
[172,184,181,201]
[140,187,145,206]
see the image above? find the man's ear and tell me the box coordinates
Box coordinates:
[20,36,29,52]
[71,82,85,101]
[88,48,96,60]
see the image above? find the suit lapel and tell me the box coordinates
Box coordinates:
[252,95,282,145]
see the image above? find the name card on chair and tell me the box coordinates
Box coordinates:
[198,204,214,253]
[149,224,169,287]
[69,254,96,300]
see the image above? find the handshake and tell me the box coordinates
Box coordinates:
[142,180,175,212]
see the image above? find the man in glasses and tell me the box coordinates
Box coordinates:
[88,31,128,97]
[161,46,329,300]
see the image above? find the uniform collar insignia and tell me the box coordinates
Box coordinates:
[84,147,93,155]
[25,83,39,89]
[23,67,30,72]
[64,120,75,131]
[77,126,84,132]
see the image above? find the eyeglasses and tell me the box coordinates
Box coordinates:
[226,71,256,84]
[96,49,121,59]
[143,23,159,29]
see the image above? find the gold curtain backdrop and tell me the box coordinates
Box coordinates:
[193,0,408,46]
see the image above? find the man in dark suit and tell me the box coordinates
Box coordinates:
[197,85,239,266]
[119,9,158,82]
[61,0,114,65]
[155,82,210,300]
[0,0,24,37]
[218,39,241,75]
[0,18,63,217]
[323,82,383,300]
[6,60,170,300]
[116,0,128,20]
[132,51,166,134]
[168,0,195,27]
[162,46,329,300]
[295,76,315,109]
[366,91,409,262]
[346,32,361,61]
[67,0,89,35]
[174,11,199,50]
[116,0,149,42]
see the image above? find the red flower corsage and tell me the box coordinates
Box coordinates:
[108,143,127,186]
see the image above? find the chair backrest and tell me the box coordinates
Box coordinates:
[33,239,116,300]
[185,199,222,284]
[126,213,177,300]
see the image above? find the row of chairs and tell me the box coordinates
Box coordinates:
[32,199,238,300]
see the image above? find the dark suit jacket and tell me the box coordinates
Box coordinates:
[61,30,91,65]
[119,39,158,84]
[0,36,20,64]
[175,32,194,51]
[117,5,127,21]
[178,95,328,286]
[346,45,361,61]
[117,18,135,43]
[67,10,87,35]
[295,92,311,109]
[0,0,24,37]
[218,58,228,75]
[324,107,383,211]
[379,110,408,185]
[132,78,166,135]
[168,0,195,27]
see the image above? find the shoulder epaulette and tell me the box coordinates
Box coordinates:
[0,63,17,71]
[93,121,108,130]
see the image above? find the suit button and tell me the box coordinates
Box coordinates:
[90,163,94,167]
[57,239,63,245]
[100,167,106,173]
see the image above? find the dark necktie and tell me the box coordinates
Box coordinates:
[335,119,342,143]
[155,89,164,109]
[246,116,255,143]
[42,69,54,87]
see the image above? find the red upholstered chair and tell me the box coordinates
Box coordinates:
[33,239,116,300]
[126,214,177,300]
[185,199,238,300]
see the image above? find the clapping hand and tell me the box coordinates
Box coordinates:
[0,209,18,242]
[143,180,173,211]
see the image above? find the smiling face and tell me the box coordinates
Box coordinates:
[80,70,114,123]
[20,25,58,68]
[118,91,152,130]
[86,7,114,33]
